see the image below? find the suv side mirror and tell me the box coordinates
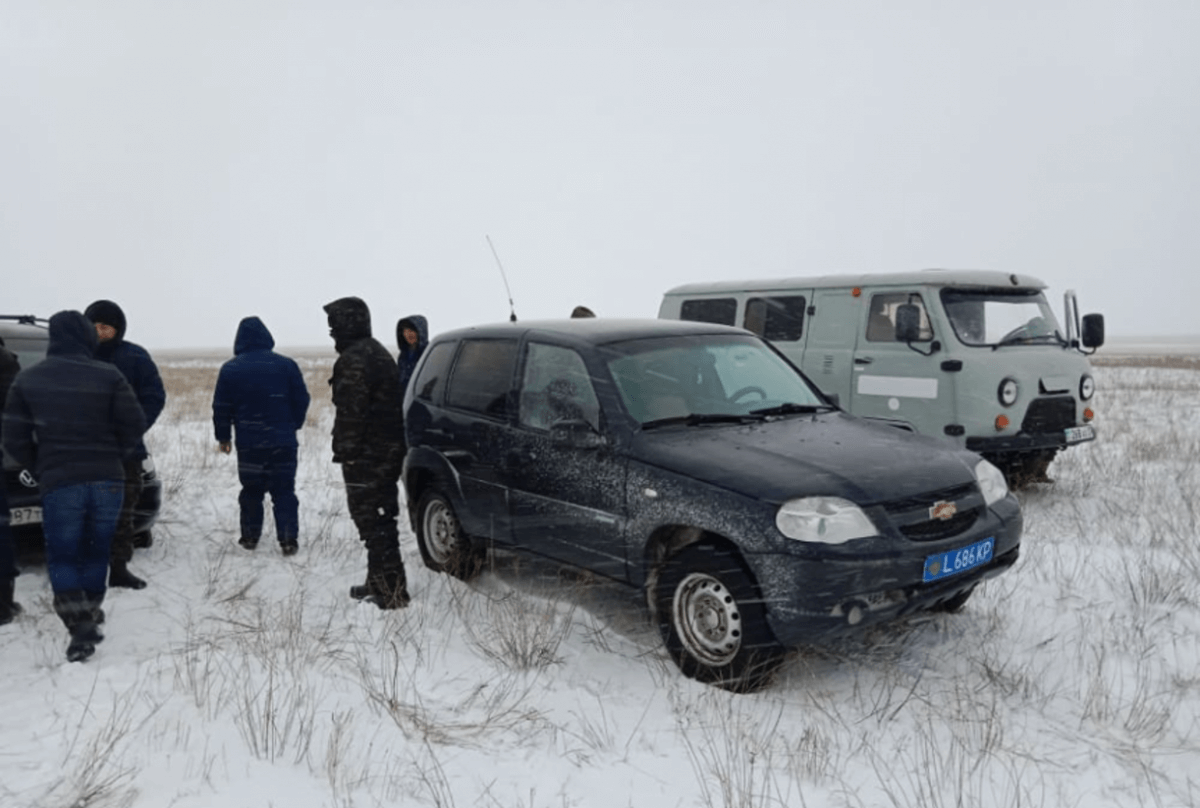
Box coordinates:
[1081,313,1105,349]
[550,419,606,450]
[895,304,921,343]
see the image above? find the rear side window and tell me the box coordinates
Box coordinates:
[745,296,806,341]
[680,298,737,326]
[411,341,456,402]
[446,339,519,418]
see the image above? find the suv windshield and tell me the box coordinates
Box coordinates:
[941,288,1064,348]
[605,334,829,426]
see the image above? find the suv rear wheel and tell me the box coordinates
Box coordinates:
[414,490,483,581]
[653,543,784,693]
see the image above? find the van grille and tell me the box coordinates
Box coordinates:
[1021,396,1076,434]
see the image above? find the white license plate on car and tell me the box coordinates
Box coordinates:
[10,506,42,526]
[923,537,994,583]
[1064,425,1095,444]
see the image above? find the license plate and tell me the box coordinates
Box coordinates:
[923,537,994,583]
[9,506,42,526]
[1064,425,1095,444]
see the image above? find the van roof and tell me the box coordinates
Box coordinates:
[663,269,1047,296]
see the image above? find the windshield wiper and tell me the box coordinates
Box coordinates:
[641,413,755,430]
[748,402,834,417]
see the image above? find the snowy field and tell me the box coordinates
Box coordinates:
[2,357,1199,808]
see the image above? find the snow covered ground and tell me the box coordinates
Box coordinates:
[2,358,1198,808]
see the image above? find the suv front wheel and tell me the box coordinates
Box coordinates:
[653,543,785,693]
[414,490,483,581]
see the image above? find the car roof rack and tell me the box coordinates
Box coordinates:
[0,315,47,325]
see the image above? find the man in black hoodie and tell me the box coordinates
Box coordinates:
[324,297,409,609]
[2,311,146,661]
[84,299,166,590]
[0,336,22,625]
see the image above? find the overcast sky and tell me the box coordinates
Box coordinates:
[3,1,1197,351]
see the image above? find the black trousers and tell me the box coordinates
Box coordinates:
[340,452,406,580]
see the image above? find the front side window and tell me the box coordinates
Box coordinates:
[411,341,455,402]
[445,339,518,418]
[866,293,934,342]
[607,334,826,425]
[941,288,1063,347]
[745,296,806,341]
[680,298,737,327]
[518,343,601,431]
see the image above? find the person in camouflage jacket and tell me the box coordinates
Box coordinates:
[323,297,409,609]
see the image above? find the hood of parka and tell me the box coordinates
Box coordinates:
[324,297,372,353]
[83,299,128,342]
[396,314,429,357]
[234,316,276,355]
[47,310,98,359]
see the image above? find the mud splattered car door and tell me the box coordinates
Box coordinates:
[505,341,629,581]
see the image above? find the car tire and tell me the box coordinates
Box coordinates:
[653,543,784,693]
[414,490,483,581]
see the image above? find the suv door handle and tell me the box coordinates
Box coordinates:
[854,357,874,365]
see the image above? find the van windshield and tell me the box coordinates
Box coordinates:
[605,334,829,427]
[941,288,1065,348]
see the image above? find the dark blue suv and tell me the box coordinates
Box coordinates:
[1,315,161,549]
[403,318,1022,691]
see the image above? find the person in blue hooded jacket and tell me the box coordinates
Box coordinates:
[395,314,428,396]
[212,317,311,555]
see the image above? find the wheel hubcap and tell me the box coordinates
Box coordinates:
[673,572,742,666]
[424,501,456,563]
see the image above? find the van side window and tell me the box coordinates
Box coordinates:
[680,298,737,326]
[446,339,519,418]
[745,296,806,341]
[866,293,933,342]
[518,343,601,432]
[411,341,456,402]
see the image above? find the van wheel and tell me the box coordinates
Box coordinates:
[415,490,483,581]
[653,543,784,693]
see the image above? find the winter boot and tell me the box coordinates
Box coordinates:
[349,576,372,601]
[109,560,147,590]
[55,591,102,662]
[238,536,259,550]
[0,577,23,626]
[280,541,298,557]
[366,571,410,611]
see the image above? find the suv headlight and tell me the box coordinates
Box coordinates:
[776,497,877,545]
[974,459,1008,506]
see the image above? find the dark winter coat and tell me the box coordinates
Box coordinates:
[84,300,165,461]
[395,314,429,395]
[2,311,146,493]
[212,317,311,450]
[323,297,405,463]
[0,337,18,439]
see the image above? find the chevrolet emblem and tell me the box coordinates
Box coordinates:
[929,500,957,521]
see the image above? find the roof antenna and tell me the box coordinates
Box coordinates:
[486,235,518,322]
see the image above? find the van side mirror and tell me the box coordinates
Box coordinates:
[1081,313,1105,349]
[895,304,921,343]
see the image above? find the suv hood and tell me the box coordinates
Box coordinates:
[631,412,978,505]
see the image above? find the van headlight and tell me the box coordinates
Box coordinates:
[776,497,877,544]
[974,459,1008,506]
[1080,374,1095,401]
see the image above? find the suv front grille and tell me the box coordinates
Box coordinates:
[881,482,980,543]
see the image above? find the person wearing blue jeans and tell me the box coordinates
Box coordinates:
[2,311,146,662]
[212,316,310,555]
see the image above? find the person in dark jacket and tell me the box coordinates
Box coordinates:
[324,297,409,609]
[2,311,146,662]
[212,317,311,555]
[0,336,23,625]
[84,300,166,590]
[395,314,428,396]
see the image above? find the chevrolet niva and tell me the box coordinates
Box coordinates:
[402,318,1022,691]
[1,315,161,548]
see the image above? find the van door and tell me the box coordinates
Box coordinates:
[799,288,861,404]
[849,290,958,438]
